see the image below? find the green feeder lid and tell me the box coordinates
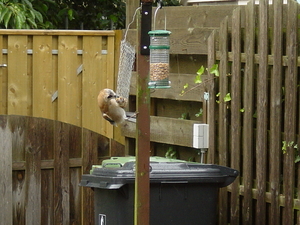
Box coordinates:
[148,30,171,36]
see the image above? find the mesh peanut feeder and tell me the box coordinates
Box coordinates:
[148,30,171,89]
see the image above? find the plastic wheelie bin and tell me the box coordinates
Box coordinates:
[80,156,239,225]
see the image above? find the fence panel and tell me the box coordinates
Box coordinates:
[0,115,125,224]
[207,0,300,224]
[0,30,119,139]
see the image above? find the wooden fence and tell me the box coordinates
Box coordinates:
[0,29,123,142]
[125,0,300,224]
[206,0,300,224]
[0,115,125,225]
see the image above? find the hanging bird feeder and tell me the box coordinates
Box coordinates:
[148,29,171,89]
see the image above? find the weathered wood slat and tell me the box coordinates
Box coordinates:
[121,116,200,147]
[0,116,13,225]
[70,168,82,224]
[12,158,83,170]
[207,30,217,164]
[255,0,269,224]
[283,0,298,224]
[269,1,283,224]
[218,15,229,225]
[25,117,42,224]
[32,36,55,120]
[217,51,300,67]
[242,1,255,224]
[82,129,99,225]
[54,121,70,225]
[41,170,54,225]
[230,7,241,225]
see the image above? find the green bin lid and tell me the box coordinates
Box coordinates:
[81,156,239,190]
[148,30,171,36]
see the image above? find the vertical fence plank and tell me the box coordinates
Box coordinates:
[283,0,298,224]
[0,116,13,225]
[41,170,54,225]
[32,36,55,120]
[54,121,70,225]
[58,36,81,127]
[270,1,283,225]
[218,16,229,225]
[230,7,241,225]
[82,129,98,225]
[10,115,26,225]
[0,35,4,114]
[70,168,82,225]
[106,36,116,138]
[25,117,42,225]
[243,1,255,224]
[7,36,29,116]
[207,30,217,164]
[82,36,103,134]
[256,0,269,223]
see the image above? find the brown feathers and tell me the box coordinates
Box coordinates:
[97,89,127,126]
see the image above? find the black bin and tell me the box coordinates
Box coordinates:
[80,156,238,225]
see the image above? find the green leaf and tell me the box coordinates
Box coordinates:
[68,9,74,20]
[224,93,231,102]
[183,83,189,89]
[34,10,43,23]
[0,7,9,23]
[216,92,220,97]
[282,141,287,153]
[15,14,24,28]
[240,108,245,112]
[210,64,219,77]
[194,74,202,84]
[195,108,203,117]
[295,155,300,163]
[26,17,37,28]
[197,65,205,76]
[3,10,12,28]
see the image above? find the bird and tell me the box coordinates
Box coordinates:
[97,88,127,126]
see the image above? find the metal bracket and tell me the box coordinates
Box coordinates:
[0,64,7,67]
[52,90,58,102]
[140,2,152,55]
[204,92,209,101]
[77,64,83,75]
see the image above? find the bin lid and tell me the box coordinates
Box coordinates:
[80,157,239,189]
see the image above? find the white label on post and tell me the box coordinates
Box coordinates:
[99,214,106,225]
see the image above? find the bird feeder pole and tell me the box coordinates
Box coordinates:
[135,0,152,225]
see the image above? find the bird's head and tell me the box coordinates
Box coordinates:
[105,89,117,100]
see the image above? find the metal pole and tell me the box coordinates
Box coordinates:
[135,1,152,225]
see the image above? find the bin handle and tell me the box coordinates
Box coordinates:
[102,162,123,168]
